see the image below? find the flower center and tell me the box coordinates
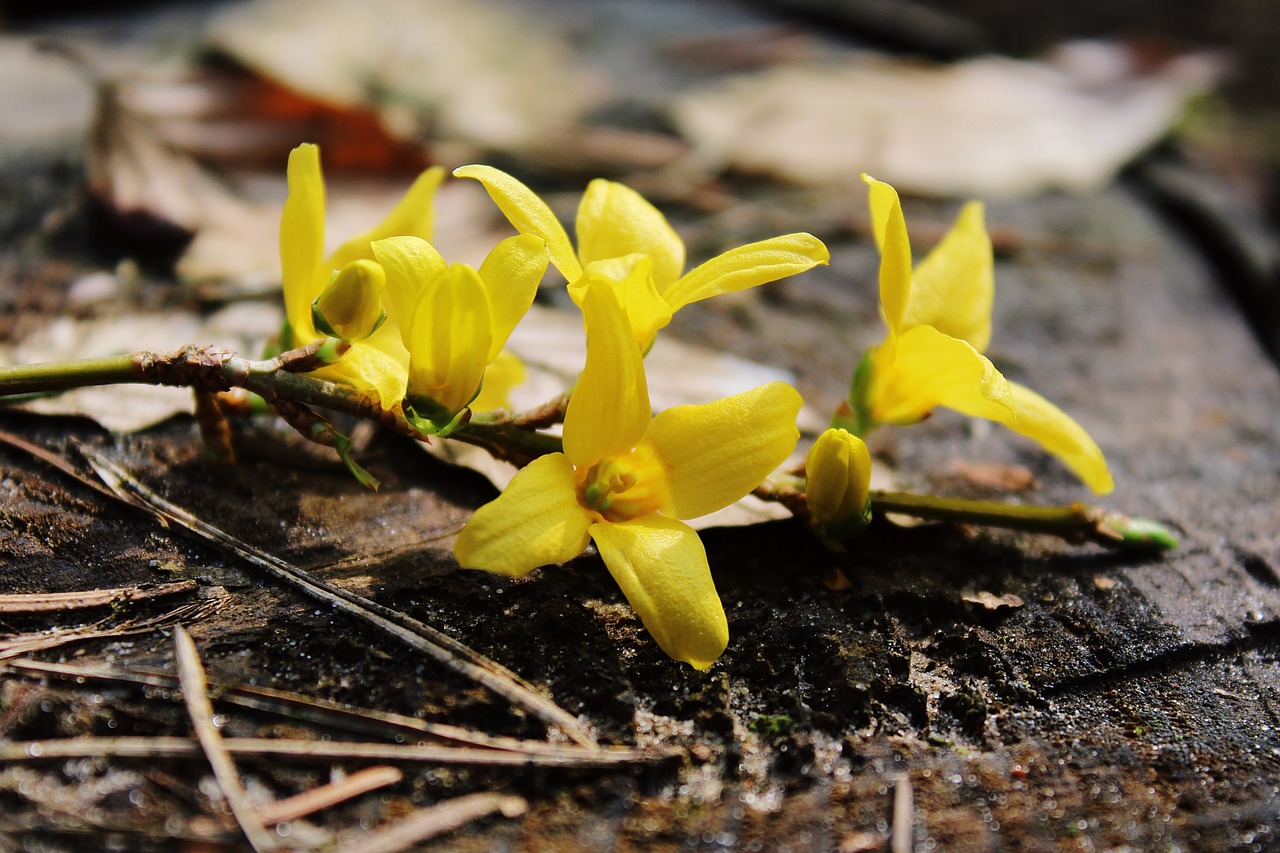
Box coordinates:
[578,444,670,523]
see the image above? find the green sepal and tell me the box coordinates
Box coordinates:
[312,301,387,341]
[404,394,471,438]
[815,499,873,542]
[325,428,381,491]
[314,337,348,365]
[835,349,877,438]
[241,391,272,416]
[1109,516,1179,552]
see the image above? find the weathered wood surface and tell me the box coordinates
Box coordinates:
[4,176,1279,850]
[3,3,1280,851]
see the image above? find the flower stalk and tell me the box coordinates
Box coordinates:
[0,347,1176,553]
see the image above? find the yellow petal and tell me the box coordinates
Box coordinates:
[907,201,994,351]
[471,350,526,412]
[309,342,407,410]
[568,255,672,351]
[1006,382,1114,494]
[866,325,1014,426]
[454,453,593,577]
[661,233,830,311]
[562,278,651,469]
[371,236,448,349]
[281,144,326,340]
[313,259,386,341]
[804,428,872,532]
[454,165,581,282]
[645,382,802,520]
[863,175,913,337]
[589,516,728,670]
[477,233,548,361]
[406,263,492,415]
[326,166,446,273]
[576,179,685,291]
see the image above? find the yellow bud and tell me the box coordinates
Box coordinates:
[805,428,872,539]
[312,259,387,341]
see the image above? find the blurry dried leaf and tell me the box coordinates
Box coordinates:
[88,74,259,264]
[962,591,1024,610]
[670,41,1224,198]
[84,60,458,288]
[206,0,602,154]
[1094,576,1120,591]
[1,303,279,431]
[118,65,430,174]
[950,460,1037,491]
[0,36,94,163]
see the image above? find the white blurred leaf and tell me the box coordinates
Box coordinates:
[670,41,1223,198]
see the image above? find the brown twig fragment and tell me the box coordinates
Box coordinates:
[341,793,527,853]
[0,736,676,767]
[192,386,236,464]
[173,625,278,853]
[257,766,402,827]
[0,580,197,614]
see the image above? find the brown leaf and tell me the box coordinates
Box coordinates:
[950,460,1037,492]
[962,591,1025,610]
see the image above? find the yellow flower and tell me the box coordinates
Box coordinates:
[280,143,445,407]
[311,259,387,341]
[470,350,525,413]
[454,274,802,670]
[852,175,1113,494]
[805,428,872,539]
[454,165,830,349]
[371,233,547,431]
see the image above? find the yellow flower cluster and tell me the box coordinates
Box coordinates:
[276,145,1112,669]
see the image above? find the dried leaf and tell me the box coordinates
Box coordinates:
[962,591,1024,610]
[670,41,1224,198]
[950,460,1037,491]
[206,0,601,154]
[0,36,94,164]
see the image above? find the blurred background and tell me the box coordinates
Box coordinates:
[1,0,1277,373]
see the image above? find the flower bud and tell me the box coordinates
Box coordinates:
[805,427,872,539]
[312,259,387,341]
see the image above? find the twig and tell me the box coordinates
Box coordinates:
[174,626,277,852]
[339,793,527,853]
[192,386,236,464]
[754,475,1178,552]
[0,581,197,614]
[258,766,402,827]
[79,447,597,749]
[4,658,645,760]
[0,599,221,660]
[868,491,1179,552]
[0,427,163,523]
[1,737,676,767]
[891,772,913,853]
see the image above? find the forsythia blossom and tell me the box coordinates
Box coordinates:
[454,273,802,670]
[371,234,547,432]
[805,428,873,540]
[454,165,830,349]
[849,175,1113,494]
[280,144,444,407]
